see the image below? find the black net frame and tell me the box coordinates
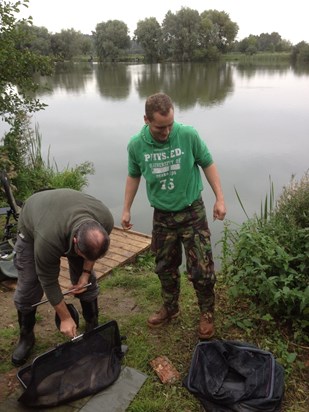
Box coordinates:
[183,340,285,412]
[17,320,124,408]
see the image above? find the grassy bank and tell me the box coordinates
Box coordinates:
[105,254,307,412]
[0,252,307,410]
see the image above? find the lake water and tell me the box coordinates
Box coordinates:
[2,62,309,266]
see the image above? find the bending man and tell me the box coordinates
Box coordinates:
[12,188,114,366]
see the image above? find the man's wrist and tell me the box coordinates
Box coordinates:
[82,269,92,275]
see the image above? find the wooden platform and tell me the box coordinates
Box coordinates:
[58,226,152,290]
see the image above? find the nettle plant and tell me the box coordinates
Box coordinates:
[221,171,309,341]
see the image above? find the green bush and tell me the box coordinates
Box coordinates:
[275,171,309,229]
[0,118,94,203]
[221,171,309,341]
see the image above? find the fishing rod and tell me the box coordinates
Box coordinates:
[32,282,92,307]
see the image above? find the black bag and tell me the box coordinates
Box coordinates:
[183,340,285,412]
[17,320,125,408]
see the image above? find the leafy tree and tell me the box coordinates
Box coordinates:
[134,17,162,62]
[51,29,87,60]
[258,32,280,52]
[237,35,259,54]
[198,13,222,60]
[162,7,201,61]
[161,8,238,61]
[128,39,144,57]
[0,1,94,198]
[278,39,293,52]
[93,20,130,62]
[15,23,52,56]
[0,0,53,133]
[236,32,292,54]
[80,34,94,57]
[200,10,239,53]
[14,24,94,60]
[291,41,309,63]
[257,32,291,52]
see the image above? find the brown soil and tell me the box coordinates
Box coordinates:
[0,280,140,404]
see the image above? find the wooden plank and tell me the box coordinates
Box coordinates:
[59,226,151,290]
[111,236,150,245]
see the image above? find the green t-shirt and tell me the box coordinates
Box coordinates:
[127,122,213,211]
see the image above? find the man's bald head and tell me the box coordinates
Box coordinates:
[75,221,110,260]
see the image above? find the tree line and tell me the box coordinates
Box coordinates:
[4,2,309,63]
[1,0,309,143]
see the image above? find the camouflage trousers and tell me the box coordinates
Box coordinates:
[151,197,216,314]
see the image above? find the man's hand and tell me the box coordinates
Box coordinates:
[70,272,90,295]
[203,164,226,221]
[54,299,77,338]
[213,199,226,221]
[60,317,77,338]
[121,211,133,230]
[121,175,141,230]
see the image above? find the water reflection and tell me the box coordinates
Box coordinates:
[33,60,308,109]
[34,62,94,95]
[95,64,131,99]
[134,62,234,109]
[34,61,237,108]
[292,64,309,76]
[235,63,291,79]
[10,61,308,268]
[36,63,309,110]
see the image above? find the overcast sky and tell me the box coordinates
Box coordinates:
[19,0,308,44]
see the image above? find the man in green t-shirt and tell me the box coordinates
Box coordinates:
[12,188,114,366]
[121,93,226,340]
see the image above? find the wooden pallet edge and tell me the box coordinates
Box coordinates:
[113,226,152,239]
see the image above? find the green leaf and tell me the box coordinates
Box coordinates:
[286,352,297,363]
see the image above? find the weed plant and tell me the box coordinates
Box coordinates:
[221,171,309,343]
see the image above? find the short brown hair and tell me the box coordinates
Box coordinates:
[145,93,174,121]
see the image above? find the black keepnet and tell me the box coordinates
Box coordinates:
[183,340,285,412]
[17,320,124,408]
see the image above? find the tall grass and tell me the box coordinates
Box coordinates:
[234,176,275,223]
[0,117,94,203]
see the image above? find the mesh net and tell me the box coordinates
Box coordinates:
[183,340,285,412]
[17,320,124,408]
